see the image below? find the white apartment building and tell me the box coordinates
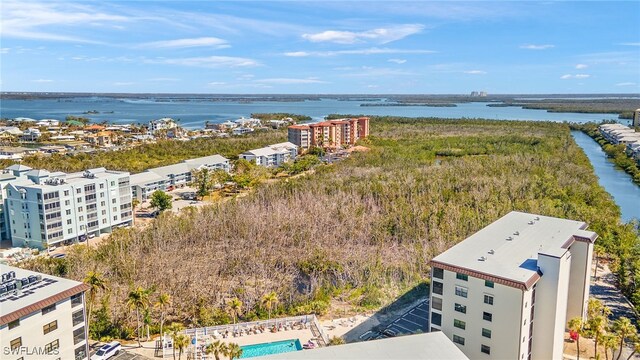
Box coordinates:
[2,166,132,249]
[130,154,230,201]
[429,211,597,360]
[0,264,90,360]
[240,142,298,167]
[148,117,178,134]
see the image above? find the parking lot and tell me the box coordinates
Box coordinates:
[360,300,430,341]
[89,347,151,360]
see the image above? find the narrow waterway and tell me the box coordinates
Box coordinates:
[571,131,640,222]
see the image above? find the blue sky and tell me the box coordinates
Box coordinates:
[1,1,639,94]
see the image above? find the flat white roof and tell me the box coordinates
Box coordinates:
[0,264,88,325]
[257,333,468,360]
[130,171,165,186]
[431,211,596,286]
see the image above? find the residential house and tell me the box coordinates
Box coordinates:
[240,142,298,167]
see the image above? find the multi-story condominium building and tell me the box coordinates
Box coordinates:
[288,125,311,150]
[1,166,132,249]
[428,211,597,360]
[287,117,370,150]
[130,154,230,201]
[240,142,298,167]
[599,124,638,144]
[148,117,178,134]
[0,264,90,360]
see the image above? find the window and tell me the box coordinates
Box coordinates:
[481,345,491,355]
[433,267,444,279]
[43,320,58,334]
[433,281,443,295]
[65,200,70,206]
[44,339,59,354]
[8,319,20,329]
[75,345,87,360]
[482,328,492,338]
[73,326,86,344]
[483,312,493,322]
[10,337,22,350]
[453,335,465,346]
[112,199,116,204]
[455,285,468,298]
[77,197,82,203]
[456,273,468,281]
[113,216,118,221]
[64,190,70,196]
[431,312,442,326]
[42,303,56,315]
[71,293,83,307]
[99,183,104,189]
[484,294,494,305]
[454,319,466,330]
[67,219,72,225]
[72,309,85,326]
[432,297,442,311]
[485,280,494,288]
[78,206,83,212]
[455,303,467,314]
[76,188,81,194]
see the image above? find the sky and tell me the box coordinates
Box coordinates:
[1,1,639,94]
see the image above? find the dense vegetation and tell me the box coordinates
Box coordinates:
[0,131,285,173]
[22,117,640,341]
[250,113,311,122]
[570,123,640,185]
[489,99,640,119]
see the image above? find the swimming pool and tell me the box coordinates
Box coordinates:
[240,339,302,358]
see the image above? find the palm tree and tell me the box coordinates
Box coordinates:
[127,286,153,347]
[205,340,227,360]
[261,292,279,320]
[166,322,184,360]
[604,333,619,360]
[626,336,640,360]
[83,271,107,329]
[174,334,190,360]
[227,298,243,324]
[587,299,612,357]
[613,317,637,360]
[143,307,152,341]
[568,317,584,360]
[226,342,243,360]
[155,293,172,343]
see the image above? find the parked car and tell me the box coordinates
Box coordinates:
[91,341,121,360]
[50,253,66,259]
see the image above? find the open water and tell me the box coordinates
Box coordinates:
[1,97,637,221]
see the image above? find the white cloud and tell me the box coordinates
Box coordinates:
[388,58,407,64]
[0,1,131,43]
[149,56,260,68]
[139,37,229,49]
[284,47,436,57]
[0,48,9,54]
[575,64,588,69]
[113,82,134,86]
[207,82,227,86]
[520,44,555,50]
[618,42,640,46]
[148,77,179,82]
[302,24,424,44]
[31,79,53,83]
[616,82,637,86]
[341,67,416,77]
[560,74,591,79]
[463,70,487,75]
[254,78,327,85]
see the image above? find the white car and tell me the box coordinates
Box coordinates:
[91,341,121,360]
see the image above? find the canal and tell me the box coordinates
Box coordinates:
[571,130,640,222]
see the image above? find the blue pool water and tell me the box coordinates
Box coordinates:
[240,339,302,358]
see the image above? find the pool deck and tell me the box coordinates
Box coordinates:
[210,327,315,347]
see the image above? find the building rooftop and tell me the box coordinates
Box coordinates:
[0,264,89,325]
[257,333,468,360]
[431,211,597,289]
[183,154,228,167]
[288,125,310,130]
[130,171,166,186]
[7,167,129,190]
